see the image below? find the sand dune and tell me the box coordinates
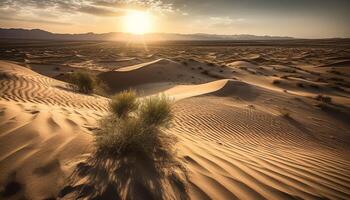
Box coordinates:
[172,82,350,199]
[1,51,350,200]
[318,60,350,68]
[0,61,108,111]
[0,61,108,199]
[98,58,215,94]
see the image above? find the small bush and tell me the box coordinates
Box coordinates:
[109,90,138,118]
[96,91,175,158]
[139,95,173,127]
[69,72,95,94]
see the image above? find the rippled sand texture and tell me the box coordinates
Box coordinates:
[1,40,350,199]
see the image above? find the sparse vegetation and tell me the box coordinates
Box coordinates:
[95,92,175,158]
[69,71,95,94]
[109,90,139,118]
[68,71,108,95]
[139,95,173,127]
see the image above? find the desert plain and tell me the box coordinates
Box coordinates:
[0,39,350,199]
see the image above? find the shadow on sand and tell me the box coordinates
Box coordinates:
[58,151,189,200]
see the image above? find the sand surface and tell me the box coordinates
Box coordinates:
[1,40,350,199]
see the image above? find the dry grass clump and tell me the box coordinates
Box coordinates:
[65,92,188,199]
[95,91,175,158]
[139,96,173,127]
[68,71,109,95]
[109,90,139,118]
[69,71,95,94]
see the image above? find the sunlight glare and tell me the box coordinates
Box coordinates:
[123,11,152,35]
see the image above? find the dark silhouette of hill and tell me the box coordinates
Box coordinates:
[0,28,294,41]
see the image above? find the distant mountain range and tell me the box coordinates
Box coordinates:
[0,28,294,41]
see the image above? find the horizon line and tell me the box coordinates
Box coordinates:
[2,27,350,40]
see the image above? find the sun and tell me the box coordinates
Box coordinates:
[123,11,152,35]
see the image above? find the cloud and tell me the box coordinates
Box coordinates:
[78,5,126,16]
[0,0,175,18]
[0,16,72,25]
[209,16,246,27]
[93,0,174,12]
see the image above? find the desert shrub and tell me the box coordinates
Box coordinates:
[315,94,332,104]
[69,72,95,94]
[95,91,175,158]
[109,90,138,118]
[139,95,173,127]
[68,71,109,96]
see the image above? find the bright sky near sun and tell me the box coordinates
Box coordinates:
[0,0,349,38]
[123,11,152,35]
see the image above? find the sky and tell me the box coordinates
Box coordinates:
[0,0,349,38]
